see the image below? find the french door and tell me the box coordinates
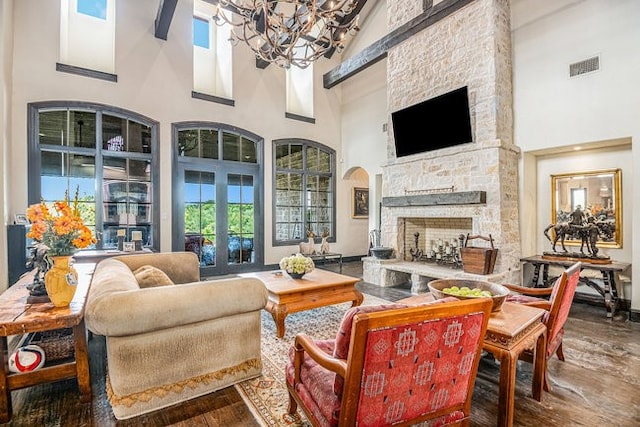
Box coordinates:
[176,162,262,276]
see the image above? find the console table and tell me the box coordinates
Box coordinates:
[308,252,343,273]
[0,263,95,422]
[520,255,631,319]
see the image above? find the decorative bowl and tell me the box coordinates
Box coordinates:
[427,279,509,312]
[371,247,394,259]
[287,272,305,279]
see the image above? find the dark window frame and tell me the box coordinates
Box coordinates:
[27,101,160,252]
[172,121,264,276]
[272,138,336,246]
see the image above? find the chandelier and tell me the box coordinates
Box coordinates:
[211,0,360,69]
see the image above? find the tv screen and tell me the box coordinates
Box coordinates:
[391,86,473,157]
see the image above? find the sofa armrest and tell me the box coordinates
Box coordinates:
[86,277,267,336]
[114,251,200,284]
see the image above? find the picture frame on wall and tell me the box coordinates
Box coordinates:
[352,187,369,219]
[14,214,29,225]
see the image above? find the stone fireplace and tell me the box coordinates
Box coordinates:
[363,0,521,287]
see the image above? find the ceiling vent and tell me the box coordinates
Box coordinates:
[569,56,600,77]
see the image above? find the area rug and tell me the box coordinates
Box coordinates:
[235,294,392,427]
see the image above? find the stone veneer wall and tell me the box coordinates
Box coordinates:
[379,0,521,283]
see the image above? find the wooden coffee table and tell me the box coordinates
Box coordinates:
[240,269,364,338]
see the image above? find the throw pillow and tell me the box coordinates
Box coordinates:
[133,265,174,288]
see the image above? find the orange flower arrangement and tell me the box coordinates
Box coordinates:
[26,189,97,256]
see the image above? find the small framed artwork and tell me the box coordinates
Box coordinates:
[122,242,135,252]
[14,214,29,225]
[352,187,369,219]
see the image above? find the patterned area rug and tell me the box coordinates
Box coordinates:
[235,294,392,426]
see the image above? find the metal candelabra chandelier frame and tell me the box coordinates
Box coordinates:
[211,0,360,69]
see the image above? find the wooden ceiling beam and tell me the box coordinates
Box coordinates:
[154,0,178,40]
[323,0,476,89]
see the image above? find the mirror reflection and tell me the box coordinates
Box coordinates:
[551,168,622,248]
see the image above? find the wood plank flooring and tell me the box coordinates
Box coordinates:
[1,261,638,426]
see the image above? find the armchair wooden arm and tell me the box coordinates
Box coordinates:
[503,283,553,297]
[293,333,347,383]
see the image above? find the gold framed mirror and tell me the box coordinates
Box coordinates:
[551,168,622,248]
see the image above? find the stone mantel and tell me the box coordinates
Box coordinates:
[382,191,486,207]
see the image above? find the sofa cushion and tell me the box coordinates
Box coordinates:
[133,265,174,288]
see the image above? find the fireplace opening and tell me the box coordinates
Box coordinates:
[400,217,473,265]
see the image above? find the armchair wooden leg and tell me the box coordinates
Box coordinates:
[287,391,298,414]
[556,343,565,361]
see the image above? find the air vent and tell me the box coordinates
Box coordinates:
[569,56,599,77]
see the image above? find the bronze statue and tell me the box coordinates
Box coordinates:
[25,243,51,296]
[543,206,609,260]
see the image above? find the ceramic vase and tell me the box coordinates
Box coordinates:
[288,272,305,279]
[44,255,78,307]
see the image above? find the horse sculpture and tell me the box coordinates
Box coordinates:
[543,219,604,257]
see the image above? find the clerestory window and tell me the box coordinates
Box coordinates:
[273,139,335,246]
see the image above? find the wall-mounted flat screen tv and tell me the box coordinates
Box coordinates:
[391,86,473,158]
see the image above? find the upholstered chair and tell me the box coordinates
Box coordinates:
[503,262,582,391]
[285,298,492,427]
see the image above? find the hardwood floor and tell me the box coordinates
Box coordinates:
[2,261,638,426]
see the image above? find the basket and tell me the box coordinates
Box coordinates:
[28,328,75,362]
[460,234,498,275]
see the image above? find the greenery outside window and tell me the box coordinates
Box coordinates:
[274,139,335,246]
[28,102,159,251]
[173,123,263,275]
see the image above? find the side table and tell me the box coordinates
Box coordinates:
[0,263,95,423]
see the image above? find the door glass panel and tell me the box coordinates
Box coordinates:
[227,174,254,265]
[184,171,216,267]
[223,133,241,161]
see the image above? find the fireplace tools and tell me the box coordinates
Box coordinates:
[410,232,464,269]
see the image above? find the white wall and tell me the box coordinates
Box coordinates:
[340,0,388,233]
[0,0,14,290]
[512,0,638,310]
[5,0,370,273]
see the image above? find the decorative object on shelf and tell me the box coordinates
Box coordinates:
[123,242,135,252]
[369,229,394,259]
[8,345,46,373]
[460,234,498,275]
[25,242,52,303]
[14,213,29,225]
[132,230,143,251]
[26,187,97,307]
[117,228,125,251]
[299,230,316,255]
[370,247,394,259]
[211,0,360,69]
[279,253,315,279]
[352,187,369,218]
[43,255,78,307]
[320,229,330,254]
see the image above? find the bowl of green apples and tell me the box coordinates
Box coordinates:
[427,279,509,312]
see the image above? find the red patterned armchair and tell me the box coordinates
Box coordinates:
[503,261,582,391]
[285,298,492,427]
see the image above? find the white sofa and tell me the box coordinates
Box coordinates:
[85,251,267,419]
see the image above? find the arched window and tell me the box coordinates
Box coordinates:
[28,102,159,251]
[273,139,335,245]
[173,123,263,275]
